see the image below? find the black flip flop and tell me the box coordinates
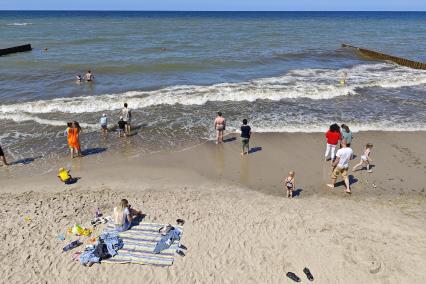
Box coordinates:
[286,272,301,282]
[176,250,185,257]
[303,267,314,281]
[176,219,185,225]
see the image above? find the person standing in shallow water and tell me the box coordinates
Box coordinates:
[214,112,226,144]
[121,103,132,136]
[83,70,94,82]
[240,119,251,155]
[0,144,8,166]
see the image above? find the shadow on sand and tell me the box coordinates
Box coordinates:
[223,137,237,143]
[10,156,42,165]
[248,147,262,154]
[292,188,303,197]
[81,147,107,156]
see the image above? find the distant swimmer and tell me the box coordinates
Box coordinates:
[340,72,347,86]
[75,75,83,83]
[83,70,94,82]
[44,47,48,51]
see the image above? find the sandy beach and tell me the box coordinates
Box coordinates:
[0,131,425,283]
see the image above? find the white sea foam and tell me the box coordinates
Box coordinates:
[6,22,32,26]
[1,63,426,133]
[0,113,98,129]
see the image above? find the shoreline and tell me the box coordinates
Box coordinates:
[1,131,426,198]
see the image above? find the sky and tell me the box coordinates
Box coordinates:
[1,0,425,11]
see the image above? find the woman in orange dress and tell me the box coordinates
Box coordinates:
[67,123,80,158]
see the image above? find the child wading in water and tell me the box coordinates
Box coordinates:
[353,143,374,172]
[284,171,296,198]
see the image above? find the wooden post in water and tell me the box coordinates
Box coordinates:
[342,43,426,70]
[0,44,32,56]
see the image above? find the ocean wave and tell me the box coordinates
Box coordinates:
[0,113,98,129]
[1,63,425,116]
[6,22,32,26]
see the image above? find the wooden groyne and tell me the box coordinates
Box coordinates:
[0,44,32,56]
[342,43,426,70]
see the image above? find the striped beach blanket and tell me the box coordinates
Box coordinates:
[103,223,183,266]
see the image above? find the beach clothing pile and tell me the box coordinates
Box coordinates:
[80,232,123,266]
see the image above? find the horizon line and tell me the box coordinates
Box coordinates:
[1,10,426,12]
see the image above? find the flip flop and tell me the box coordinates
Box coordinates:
[303,267,314,281]
[286,272,301,282]
[176,250,185,257]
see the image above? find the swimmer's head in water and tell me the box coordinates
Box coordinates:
[124,103,128,108]
[242,119,248,125]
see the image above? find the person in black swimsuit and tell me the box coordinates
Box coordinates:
[0,145,8,166]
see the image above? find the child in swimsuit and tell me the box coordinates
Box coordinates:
[352,143,373,172]
[284,170,296,198]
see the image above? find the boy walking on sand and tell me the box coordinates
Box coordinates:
[240,119,251,155]
[327,139,353,194]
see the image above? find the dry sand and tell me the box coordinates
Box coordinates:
[0,132,425,283]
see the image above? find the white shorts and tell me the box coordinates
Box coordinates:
[361,155,368,161]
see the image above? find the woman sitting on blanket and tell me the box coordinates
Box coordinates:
[113,199,143,232]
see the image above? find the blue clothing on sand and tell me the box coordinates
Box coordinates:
[154,227,182,254]
[79,232,123,265]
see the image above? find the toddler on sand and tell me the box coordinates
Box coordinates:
[284,170,296,198]
[353,143,373,172]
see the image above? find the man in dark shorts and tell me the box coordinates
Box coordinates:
[240,119,251,155]
[0,144,8,166]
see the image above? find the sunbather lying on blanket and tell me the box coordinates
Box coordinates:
[113,199,143,232]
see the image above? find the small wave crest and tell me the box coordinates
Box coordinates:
[0,113,98,129]
[6,22,32,26]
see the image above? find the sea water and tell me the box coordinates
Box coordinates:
[0,11,425,161]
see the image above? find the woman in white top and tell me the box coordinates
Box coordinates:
[113,199,142,232]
